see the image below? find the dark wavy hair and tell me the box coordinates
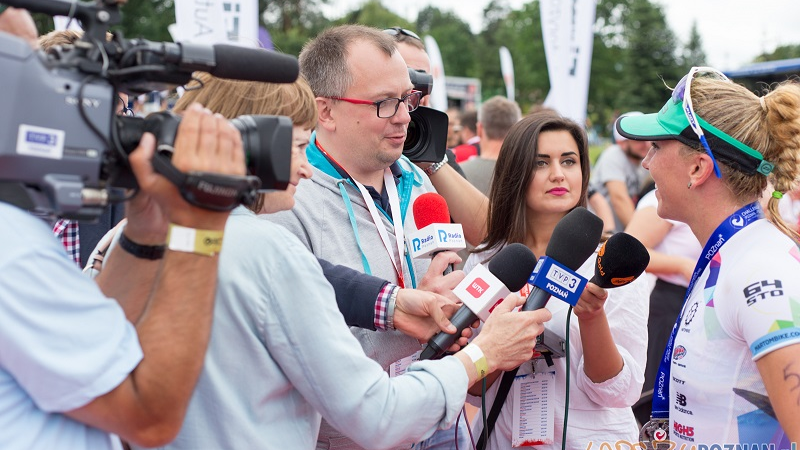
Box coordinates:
[477,110,590,253]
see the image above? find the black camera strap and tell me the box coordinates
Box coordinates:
[477,367,517,450]
[151,152,260,211]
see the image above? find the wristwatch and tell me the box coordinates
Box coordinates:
[423,154,449,176]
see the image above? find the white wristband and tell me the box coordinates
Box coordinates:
[462,344,489,379]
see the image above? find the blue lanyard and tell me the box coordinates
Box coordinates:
[650,202,763,419]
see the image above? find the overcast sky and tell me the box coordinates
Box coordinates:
[321,0,800,71]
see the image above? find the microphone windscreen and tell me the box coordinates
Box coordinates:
[545,207,604,270]
[413,192,451,229]
[592,232,650,288]
[488,243,537,292]
[210,45,299,83]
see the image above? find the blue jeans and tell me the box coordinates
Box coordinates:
[413,416,472,450]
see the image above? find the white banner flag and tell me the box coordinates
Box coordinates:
[423,35,448,112]
[499,46,515,102]
[173,0,258,47]
[540,0,597,126]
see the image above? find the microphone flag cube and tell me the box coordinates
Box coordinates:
[452,263,510,321]
[407,223,466,259]
[528,256,587,306]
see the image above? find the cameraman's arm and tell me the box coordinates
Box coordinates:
[0,6,38,48]
[425,163,488,246]
[67,104,244,448]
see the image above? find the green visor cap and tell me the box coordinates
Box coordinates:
[616,98,774,176]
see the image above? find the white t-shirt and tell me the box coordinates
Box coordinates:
[669,220,800,445]
[464,246,650,449]
[0,203,142,450]
[637,190,702,287]
[590,144,649,231]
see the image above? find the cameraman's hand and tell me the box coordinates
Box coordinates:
[128,103,245,231]
[417,251,465,302]
[0,7,38,48]
[470,293,551,373]
[393,289,472,349]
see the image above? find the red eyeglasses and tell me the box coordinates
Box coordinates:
[325,91,422,119]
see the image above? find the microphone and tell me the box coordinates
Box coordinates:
[590,232,650,288]
[521,207,604,312]
[419,243,536,361]
[208,44,299,83]
[409,193,466,275]
[136,41,300,84]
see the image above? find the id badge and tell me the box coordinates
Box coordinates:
[388,350,421,377]
[639,418,670,450]
[511,371,555,447]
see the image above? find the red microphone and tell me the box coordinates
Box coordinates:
[409,193,465,275]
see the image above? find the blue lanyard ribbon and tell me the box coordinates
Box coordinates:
[650,202,763,419]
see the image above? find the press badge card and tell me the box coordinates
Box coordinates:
[389,350,421,377]
[511,372,555,447]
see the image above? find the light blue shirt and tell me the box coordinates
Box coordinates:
[149,207,468,450]
[0,203,142,450]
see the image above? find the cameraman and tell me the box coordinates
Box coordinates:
[1,12,246,448]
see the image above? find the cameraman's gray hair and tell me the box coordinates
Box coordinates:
[299,24,397,98]
[479,96,522,140]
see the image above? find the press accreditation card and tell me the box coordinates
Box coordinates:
[511,371,555,447]
[389,350,421,377]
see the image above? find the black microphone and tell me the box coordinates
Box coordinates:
[521,207,604,312]
[590,232,650,288]
[136,41,300,84]
[419,243,536,360]
[208,44,299,83]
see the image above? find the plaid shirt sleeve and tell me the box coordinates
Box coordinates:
[53,219,81,266]
[374,282,397,330]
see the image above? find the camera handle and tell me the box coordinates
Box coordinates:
[151,152,260,211]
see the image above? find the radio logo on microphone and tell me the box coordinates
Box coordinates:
[467,278,489,298]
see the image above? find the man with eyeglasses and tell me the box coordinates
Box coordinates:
[263,24,471,450]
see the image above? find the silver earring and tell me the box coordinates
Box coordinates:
[688,182,692,189]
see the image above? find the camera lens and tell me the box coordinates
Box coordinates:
[230,115,293,191]
[113,113,293,191]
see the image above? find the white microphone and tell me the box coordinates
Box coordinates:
[408,193,466,274]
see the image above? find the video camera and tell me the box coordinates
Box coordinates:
[0,0,300,220]
[404,68,448,163]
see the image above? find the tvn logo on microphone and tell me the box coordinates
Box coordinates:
[407,223,466,259]
[529,256,587,306]
[467,278,490,298]
[454,263,511,322]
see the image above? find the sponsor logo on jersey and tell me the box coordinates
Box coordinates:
[744,279,784,306]
[673,421,695,441]
[673,345,687,360]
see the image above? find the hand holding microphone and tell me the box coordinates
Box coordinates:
[420,243,537,360]
[573,232,650,319]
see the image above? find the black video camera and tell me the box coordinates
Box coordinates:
[0,0,300,219]
[404,68,448,163]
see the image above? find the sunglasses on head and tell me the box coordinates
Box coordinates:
[671,66,730,178]
[383,27,422,42]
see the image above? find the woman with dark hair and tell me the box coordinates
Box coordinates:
[465,111,649,449]
[618,67,800,445]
